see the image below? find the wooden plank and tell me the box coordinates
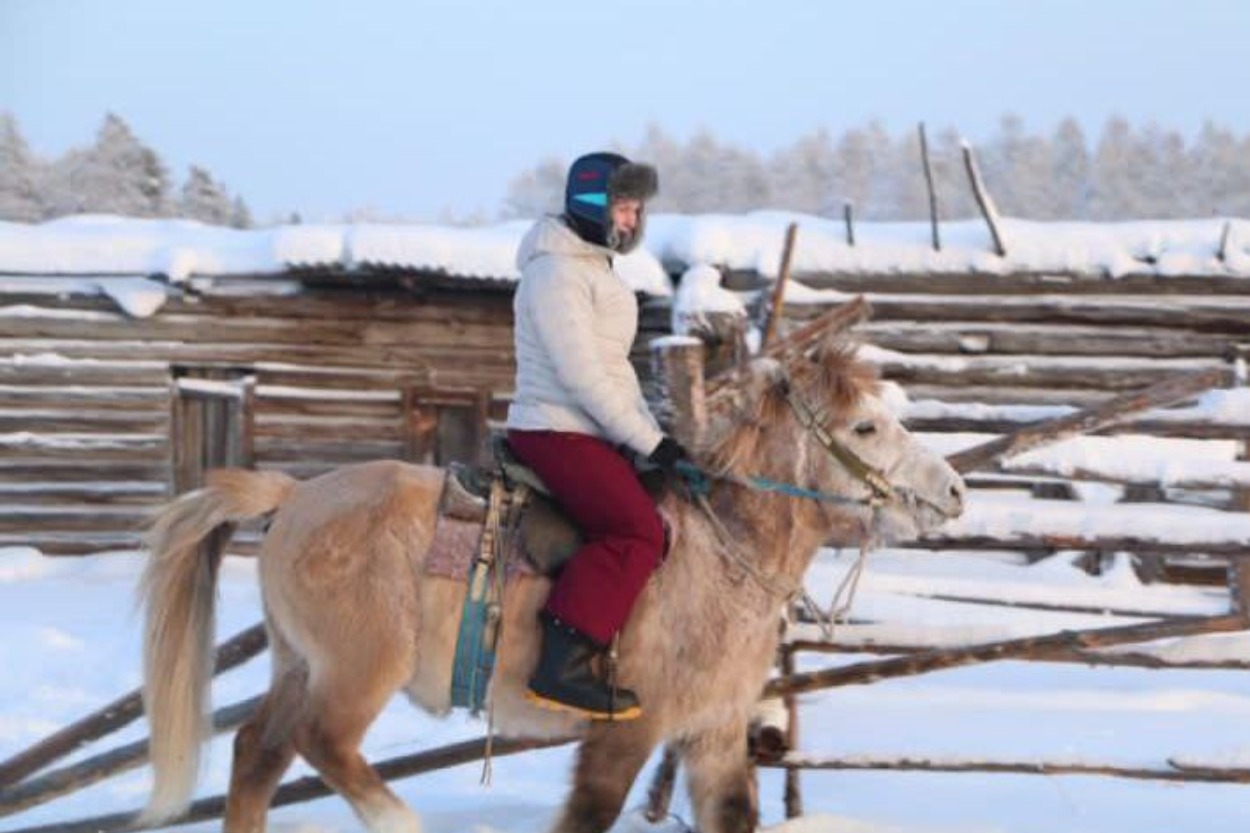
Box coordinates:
[0,385,167,410]
[907,534,1249,558]
[0,284,514,322]
[859,321,1238,359]
[0,364,168,387]
[252,419,405,442]
[0,482,167,506]
[761,755,1250,784]
[781,271,1250,297]
[0,436,167,461]
[0,624,266,786]
[0,532,145,555]
[763,615,1246,698]
[878,355,1227,392]
[255,396,401,420]
[862,293,1250,333]
[0,507,154,534]
[0,462,167,481]
[0,411,167,434]
[253,438,406,464]
[0,337,513,373]
[945,367,1231,473]
[0,735,571,833]
[0,309,515,349]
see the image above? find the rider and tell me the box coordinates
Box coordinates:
[506,151,690,720]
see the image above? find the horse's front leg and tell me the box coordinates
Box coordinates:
[684,721,758,833]
[549,719,658,833]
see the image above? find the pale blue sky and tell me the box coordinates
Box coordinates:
[2,0,1245,222]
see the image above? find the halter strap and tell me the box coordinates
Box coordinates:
[783,386,895,502]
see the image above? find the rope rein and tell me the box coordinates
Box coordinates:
[681,384,902,618]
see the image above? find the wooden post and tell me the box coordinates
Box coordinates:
[843,201,855,247]
[1230,355,1250,621]
[759,222,799,353]
[781,645,802,818]
[962,141,1007,257]
[650,337,707,449]
[919,122,941,252]
[1217,220,1232,263]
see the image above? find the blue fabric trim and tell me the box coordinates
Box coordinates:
[450,561,497,713]
[573,192,608,207]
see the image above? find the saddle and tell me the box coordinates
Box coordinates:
[439,434,667,575]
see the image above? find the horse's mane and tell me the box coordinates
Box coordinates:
[702,344,880,476]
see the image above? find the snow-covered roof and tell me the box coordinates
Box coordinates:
[646,212,1250,279]
[0,214,673,297]
[3,213,1248,293]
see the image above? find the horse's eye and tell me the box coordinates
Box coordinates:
[853,421,877,437]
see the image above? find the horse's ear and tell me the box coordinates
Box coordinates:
[740,357,791,423]
[809,339,879,414]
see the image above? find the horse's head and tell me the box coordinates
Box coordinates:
[705,343,965,544]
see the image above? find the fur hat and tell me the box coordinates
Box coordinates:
[564,152,658,253]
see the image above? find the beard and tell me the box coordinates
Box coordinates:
[607,224,639,254]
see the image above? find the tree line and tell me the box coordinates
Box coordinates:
[504,117,1250,223]
[0,111,253,227]
[4,112,1247,226]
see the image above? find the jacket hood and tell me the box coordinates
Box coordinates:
[515,215,611,271]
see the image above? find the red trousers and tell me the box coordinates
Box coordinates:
[507,429,664,646]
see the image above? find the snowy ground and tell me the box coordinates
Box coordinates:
[3,535,1250,833]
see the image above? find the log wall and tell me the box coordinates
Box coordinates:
[0,278,516,554]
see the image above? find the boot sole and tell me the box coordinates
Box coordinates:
[524,689,643,721]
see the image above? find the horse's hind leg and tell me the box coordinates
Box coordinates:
[294,663,420,833]
[549,721,658,833]
[223,656,306,833]
[682,721,758,833]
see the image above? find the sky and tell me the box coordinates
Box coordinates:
[2,0,1248,223]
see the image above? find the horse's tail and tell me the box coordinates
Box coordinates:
[138,468,296,824]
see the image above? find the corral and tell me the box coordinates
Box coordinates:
[2,213,1250,830]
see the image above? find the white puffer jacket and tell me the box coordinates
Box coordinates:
[506,216,663,456]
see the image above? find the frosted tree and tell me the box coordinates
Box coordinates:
[633,123,685,213]
[1132,124,1190,218]
[831,122,888,219]
[0,113,43,222]
[1190,120,1250,217]
[501,156,566,219]
[1089,117,1138,220]
[230,196,253,229]
[979,114,1057,218]
[1050,118,1091,218]
[179,165,233,225]
[769,129,837,216]
[66,113,171,217]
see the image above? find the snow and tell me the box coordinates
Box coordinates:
[0,216,674,297]
[671,263,746,336]
[5,511,1250,833]
[645,213,1250,279]
[3,214,1249,318]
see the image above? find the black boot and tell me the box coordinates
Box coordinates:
[525,615,642,721]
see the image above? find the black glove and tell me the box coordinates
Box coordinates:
[648,435,691,472]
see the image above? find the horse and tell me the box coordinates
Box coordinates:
[138,345,965,833]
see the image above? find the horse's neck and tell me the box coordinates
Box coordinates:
[700,432,870,591]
